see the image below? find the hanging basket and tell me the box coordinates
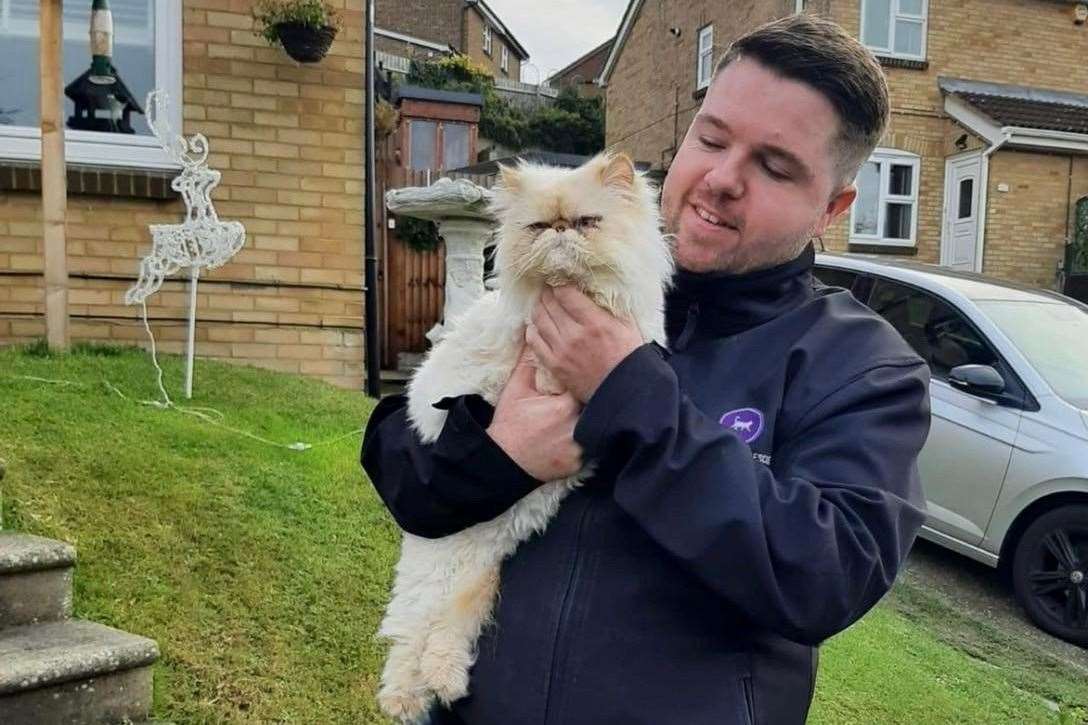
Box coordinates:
[275,21,337,63]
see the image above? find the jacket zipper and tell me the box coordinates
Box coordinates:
[674,301,700,350]
[542,496,593,725]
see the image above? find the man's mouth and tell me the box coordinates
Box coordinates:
[691,203,738,230]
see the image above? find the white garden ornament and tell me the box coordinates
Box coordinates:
[125,90,246,399]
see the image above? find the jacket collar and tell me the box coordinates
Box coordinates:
[665,244,816,343]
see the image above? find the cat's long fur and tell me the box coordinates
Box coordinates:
[376,153,673,722]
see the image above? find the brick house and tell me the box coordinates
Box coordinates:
[600,0,1088,291]
[0,1,367,388]
[375,0,528,81]
[547,37,614,100]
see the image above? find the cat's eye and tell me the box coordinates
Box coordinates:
[574,215,602,229]
[526,222,550,232]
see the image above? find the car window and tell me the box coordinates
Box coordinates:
[868,278,999,381]
[813,266,859,292]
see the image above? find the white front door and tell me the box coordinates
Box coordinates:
[942,153,982,271]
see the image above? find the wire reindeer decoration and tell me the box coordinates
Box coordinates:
[125,90,246,399]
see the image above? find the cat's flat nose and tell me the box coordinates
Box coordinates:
[554,222,567,231]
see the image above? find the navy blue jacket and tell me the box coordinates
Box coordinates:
[361,246,930,725]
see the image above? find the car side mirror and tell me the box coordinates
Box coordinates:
[948,364,1006,396]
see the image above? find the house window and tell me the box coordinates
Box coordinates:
[860,0,927,61]
[696,24,714,90]
[0,0,182,169]
[409,120,438,171]
[442,123,470,170]
[483,24,492,54]
[850,149,921,247]
[795,0,806,11]
[501,46,509,74]
[409,120,472,172]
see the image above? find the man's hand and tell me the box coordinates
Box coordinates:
[486,348,584,482]
[526,285,644,404]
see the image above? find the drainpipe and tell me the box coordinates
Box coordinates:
[974,130,1013,274]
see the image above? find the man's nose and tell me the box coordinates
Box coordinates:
[704,152,745,200]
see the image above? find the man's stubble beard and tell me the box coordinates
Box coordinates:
[662,205,818,275]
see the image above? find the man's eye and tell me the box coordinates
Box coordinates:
[763,162,791,181]
[698,136,724,150]
[574,215,602,228]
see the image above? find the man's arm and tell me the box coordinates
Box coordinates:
[361,352,584,538]
[574,345,931,646]
[361,393,540,538]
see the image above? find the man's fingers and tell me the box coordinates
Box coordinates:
[552,284,599,323]
[532,291,564,344]
[525,322,554,369]
[503,343,538,396]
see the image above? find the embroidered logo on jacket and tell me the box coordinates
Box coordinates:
[719,407,764,444]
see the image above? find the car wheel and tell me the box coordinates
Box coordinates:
[1012,504,1088,647]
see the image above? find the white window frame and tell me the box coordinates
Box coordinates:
[795,0,806,12]
[696,24,713,90]
[483,24,492,54]
[860,0,928,62]
[501,45,509,73]
[0,0,182,170]
[849,148,921,248]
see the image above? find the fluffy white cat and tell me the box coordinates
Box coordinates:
[377,153,673,722]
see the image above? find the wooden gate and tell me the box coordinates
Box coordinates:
[377,141,496,368]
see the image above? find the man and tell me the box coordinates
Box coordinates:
[363,13,930,725]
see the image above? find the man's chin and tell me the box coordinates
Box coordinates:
[674,238,734,274]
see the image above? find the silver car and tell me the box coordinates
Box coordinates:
[813,253,1088,647]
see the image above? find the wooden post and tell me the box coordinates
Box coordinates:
[41,0,69,350]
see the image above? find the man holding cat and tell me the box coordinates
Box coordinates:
[364,12,930,725]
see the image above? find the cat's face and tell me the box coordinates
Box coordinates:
[491,154,665,290]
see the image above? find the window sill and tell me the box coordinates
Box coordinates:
[875,55,928,71]
[0,160,178,200]
[848,241,918,255]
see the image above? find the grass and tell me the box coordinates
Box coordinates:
[1,342,1086,723]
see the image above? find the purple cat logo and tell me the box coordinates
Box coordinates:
[719,407,764,445]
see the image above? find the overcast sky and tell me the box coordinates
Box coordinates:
[482,0,629,83]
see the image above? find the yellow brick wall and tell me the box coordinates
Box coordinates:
[982,150,1088,289]
[0,0,367,388]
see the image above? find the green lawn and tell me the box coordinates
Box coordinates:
[1,342,1085,723]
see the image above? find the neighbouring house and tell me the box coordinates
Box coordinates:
[547,37,614,101]
[600,0,1088,293]
[0,1,366,388]
[375,0,529,81]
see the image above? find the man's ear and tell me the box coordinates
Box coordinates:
[813,184,857,237]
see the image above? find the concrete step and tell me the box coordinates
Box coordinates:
[0,534,76,629]
[0,619,159,724]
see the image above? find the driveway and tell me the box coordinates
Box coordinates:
[888,538,1088,710]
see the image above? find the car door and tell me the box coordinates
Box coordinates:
[866,278,1023,546]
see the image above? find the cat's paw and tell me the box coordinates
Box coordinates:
[418,647,471,705]
[378,682,433,723]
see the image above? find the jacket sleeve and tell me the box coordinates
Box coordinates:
[574,344,931,646]
[361,393,540,538]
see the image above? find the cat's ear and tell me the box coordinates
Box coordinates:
[497,163,522,192]
[600,153,635,191]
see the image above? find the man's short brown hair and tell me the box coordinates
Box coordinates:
[714,13,890,188]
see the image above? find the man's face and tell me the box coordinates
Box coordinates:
[660,57,857,273]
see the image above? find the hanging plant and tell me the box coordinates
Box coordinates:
[253,0,342,63]
[395,215,442,253]
[376,98,399,139]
